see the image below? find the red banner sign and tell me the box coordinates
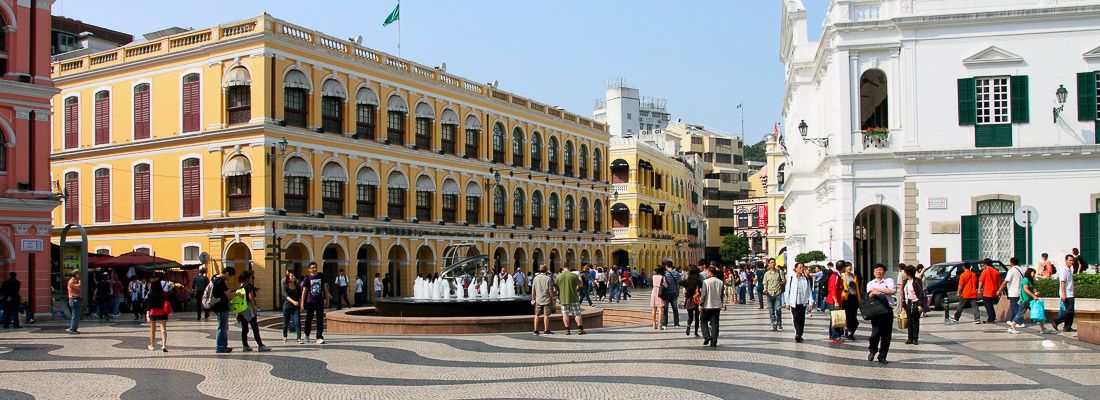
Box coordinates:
[759,205,768,235]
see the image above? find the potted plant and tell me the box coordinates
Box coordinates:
[863,127,889,147]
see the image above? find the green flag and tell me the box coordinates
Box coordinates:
[383,3,400,27]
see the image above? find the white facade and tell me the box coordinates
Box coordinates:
[779,0,1100,278]
[594,80,671,137]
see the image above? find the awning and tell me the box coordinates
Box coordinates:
[284,70,311,90]
[638,159,653,170]
[639,203,654,213]
[610,203,629,213]
[414,102,435,119]
[610,159,629,169]
[442,179,460,195]
[440,109,459,125]
[221,156,251,177]
[465,182,483,196]
[356,88,379,106]
[95,251,182,272]
[284,157,312,178]
[387,95,408,112]
[321,163,347,182]
[321,79,346,98]
[222,67,251,87]
[415,175,435,192]
[356,167,380,185]
[388,172,409,189]
[465,115,482,130]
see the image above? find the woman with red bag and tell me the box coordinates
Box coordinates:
[146,277,171,352]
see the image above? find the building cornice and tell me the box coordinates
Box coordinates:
[0,79,60,100]
[893,144,1100,162]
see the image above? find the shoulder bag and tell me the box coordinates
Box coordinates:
[859,296,890,321]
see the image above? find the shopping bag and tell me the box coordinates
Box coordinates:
[1060,300,1066,312]
[1029,299,1047,322]
[896,312,908,329]
[830,310,847,328]
[994,296,1011,322]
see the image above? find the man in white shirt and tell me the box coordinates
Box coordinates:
[997,257,1026,327]
[699,266,726,347]
[1051,254,1077,332]
[354,274,364,307]
[372,273,383,302]
[334,270,350,310]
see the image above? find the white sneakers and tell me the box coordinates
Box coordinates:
[316,338,325,344]
[1007,328,1020,334]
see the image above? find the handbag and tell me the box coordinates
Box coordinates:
[162,301,173,316]
[1029,299,1046,322]
[859,296,890,321]
[896,312,908,329]
[830,309,847,328]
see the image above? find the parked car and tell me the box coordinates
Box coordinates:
[922,260,1006,310]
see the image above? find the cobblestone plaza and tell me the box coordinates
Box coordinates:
[1,295,1097,399]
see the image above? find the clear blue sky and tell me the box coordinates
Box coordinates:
[54,0,829,144]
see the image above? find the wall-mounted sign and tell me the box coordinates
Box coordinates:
[20,239,43,252]
[927,197,947,210]
[251,239,265,250]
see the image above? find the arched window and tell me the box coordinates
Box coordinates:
[321,163,346,215]
[441,179,460,223]
[224,67,251,125]
[64,96,79,149]
[64,171,80,224]
[415,175,435,221]
[593,148,602,182]
[547,136,559,174]
[493,185,506,226]
[182,73,201,132]
[181,158,201,217]
[860,69,888,130]
[386,170,408,219]
[531,190,543,228]
[133,164,151,220]
[578,144,588,179]
[548,193,560,229]
[94,168,111,222]
[530,132,542,171]
[355,167,379,218]
[133,84,151,139]
[321,79,346,134]
[564,195,575,230]
[414,102,434,150]
[465,181,482,224]
[355,87,379,140]
[511,127,525,167]
[492,123,506,163]
[94,90,110,145]
[283,157,311,214]
[512,187,525,225]
[593,200,603,231]
[386,94,407,145]
[464,115,481,159]
[440,109,458,155]
[776,163,786,192]
[0,14,6,74]
[224,156,252,212]
[283,70,309,128]
[563,141,574,177]
[579,197,589,231]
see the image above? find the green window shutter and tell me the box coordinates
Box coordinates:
[961,215,979,260]
[1078,72,1097,122]
[1081,212,1099,266]
[976,124,1012,147]
[958,78,976,125]
[1013,222,1033,265]
[1010,75,1029,124]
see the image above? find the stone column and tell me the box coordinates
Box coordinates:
[903,182,919,265]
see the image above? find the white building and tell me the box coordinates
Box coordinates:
[594,79,671,137]
[779,0,1100,279]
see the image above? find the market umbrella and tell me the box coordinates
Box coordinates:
[95,251,182,272]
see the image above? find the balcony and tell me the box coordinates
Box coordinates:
[861,127,891,150]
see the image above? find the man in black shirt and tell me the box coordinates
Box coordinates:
[192,267,210,320]
[211,267,238,353]
[1,272,20,329]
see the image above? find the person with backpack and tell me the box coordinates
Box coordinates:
[650,268,668,330]
[998,257,1027,328]
[301,262,329,344]
[755,263,766,309]
[662,261,681,328]
[578,265,594,307]
[191,267,210,321]
[816,263,832,312]
[205,266,240,353]
[236,271,270,352]
[145,277,171,352]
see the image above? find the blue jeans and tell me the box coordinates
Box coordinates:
[68,298,82,331]
[1008,297,1019,324]
[737,287,746,304]
[1012,301,1030,325]
[609,285,620,302]
[765,294,783,326]
[374,289,381,302]
[215,311,230,350]
[825,303,843,339]
[112,297,121,315]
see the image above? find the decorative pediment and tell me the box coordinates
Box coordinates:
[1084,45,1100,60]
[962,46,1023,66]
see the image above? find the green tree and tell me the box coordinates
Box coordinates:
[795,250,827,265]
[744,139,767,163]
[719,235,751,263]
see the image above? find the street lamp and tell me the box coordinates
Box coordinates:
[797,120,828,148]
[266,136,289,309]
[1053,85,1069,123]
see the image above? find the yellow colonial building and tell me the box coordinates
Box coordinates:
[607,135,704,270]
[746,135,788,264]
[49,14,612,307]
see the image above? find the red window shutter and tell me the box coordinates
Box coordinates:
[95,172,110,222]
[134,90,150,140]
[182,161,200,217]
[182,79,200,132]
[65,101,79,149]
[95,95,110,144]
[64,175,79,224]
[134,168,150,219]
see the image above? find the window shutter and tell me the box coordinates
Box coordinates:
[957,78,976,125]
[961,215,979,260]
[134,89,150,140]
[182,161,200,217]
[95,172,110,222]
[1010,75,1029,124]
[134,169,150,220]
[1013,222,1032,265]
[975,124,1011,148]
[95,95,109,144]
[1078,72,1097,122]
[64,101,79,149]
[65,176,79,224]
[183,79,200,132]
[1081,212,1099,266]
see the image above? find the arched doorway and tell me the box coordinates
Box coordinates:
[512,247,527,273]
[854,204,900,282]
[356,244,378,302]
[594,249,604,267]
[322,243,345,295]
[580,249,590,266]
[860,69,888,130]
[549,249,560,271]
[416,245,435,278]
[284,242,311,278]
[493,247,508,274]
[612,249,629,269]
[386,245,407,296]
[224,242,252,272]
[565,248,576,269]
[531,248,543,273]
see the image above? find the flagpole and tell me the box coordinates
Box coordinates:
[397,0,401,57]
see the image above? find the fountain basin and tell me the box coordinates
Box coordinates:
[324,305,604,335]
[373,296,534,317]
